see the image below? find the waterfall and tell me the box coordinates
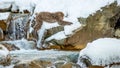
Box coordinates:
[8,14,29,40]
[37,23,46,48]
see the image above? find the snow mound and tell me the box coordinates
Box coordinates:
[0,44,9,58]
[77,38,120,67]
[0,12,10,20]
[11,0,38,14]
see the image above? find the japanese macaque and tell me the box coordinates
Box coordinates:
[30,12,72,40]
[34,12,72,31]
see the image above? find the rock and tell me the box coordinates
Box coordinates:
[0,44,9,57]
[114,29,120,38]
[89,65,104,68]
[65,1,120,49]
[78,17,87,26]
[0,44,11,66]
[0,12,11,31]
[60,62,80,68]
[0,28,4,41]
[46,26,64,38]
[0,43,19,51]
[54,60,66,68]
[0,2,12,12]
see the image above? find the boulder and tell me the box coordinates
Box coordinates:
[0,44,11,66]
[64,1,120,49]
[0,43,19,51]
[0,2,12,12]
[0,12,11,31]
[89,65,104,68]
[46,26,64,38]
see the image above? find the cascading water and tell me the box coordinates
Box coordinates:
[7,14,29,40]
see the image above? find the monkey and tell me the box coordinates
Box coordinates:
[30,12,72,48]
[34,12,72,31]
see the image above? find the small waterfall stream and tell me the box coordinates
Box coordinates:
[7,14,29,40]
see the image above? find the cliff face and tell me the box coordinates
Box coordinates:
[65,1,120,49]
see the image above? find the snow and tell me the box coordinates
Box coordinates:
[77,38,120,67]
[0,2,11,10]
[12,0,38,14]
[0,12,10,20]
[45,31,67,41]
[34,0,117,18]
[0,44,9,58]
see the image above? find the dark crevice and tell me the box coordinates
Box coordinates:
[114,17,120,29]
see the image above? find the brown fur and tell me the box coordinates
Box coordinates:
[34,12,72,31]
[31,12,72,41]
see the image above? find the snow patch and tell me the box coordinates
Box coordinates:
[0,12,10,20]
[0,44,9,58]
[77,38,120,67]
[45,31,67,41]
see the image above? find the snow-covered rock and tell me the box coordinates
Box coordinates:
[11,0,37,13]
[0,2,12,12]
[0,44,9,57]
[0,44,11,66]
[77,38,120,68]
[65,1,120,49]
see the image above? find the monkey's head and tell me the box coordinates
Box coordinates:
[54,12,64,20]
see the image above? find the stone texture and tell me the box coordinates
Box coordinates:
[0,44,11,66]
[46,26,64,38]
[64,1,120,49]
[0,12,11,31]
[0,43,19,51]
[0,28,4,41]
